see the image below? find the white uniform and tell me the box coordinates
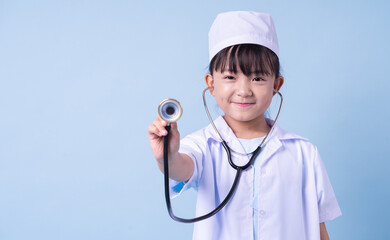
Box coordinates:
[170,116,342,240]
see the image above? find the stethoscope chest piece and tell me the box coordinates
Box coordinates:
[158,98,183,123]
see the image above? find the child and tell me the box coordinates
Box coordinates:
[148,11,341,240]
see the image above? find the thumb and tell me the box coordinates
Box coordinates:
[169,122,179,134]
[168,122,181,140]
[167,122,180,153]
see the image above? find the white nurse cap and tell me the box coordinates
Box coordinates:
[208,11,279,62]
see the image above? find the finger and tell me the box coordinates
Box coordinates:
[157,116,168,127]
[147,124,161,138]
[152,118,168,136]
[153,117,168,128]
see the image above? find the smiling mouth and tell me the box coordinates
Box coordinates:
[233,102,254,107]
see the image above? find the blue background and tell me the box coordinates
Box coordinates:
[0,0,389,239]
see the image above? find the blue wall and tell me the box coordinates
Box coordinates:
[0,0,389,239]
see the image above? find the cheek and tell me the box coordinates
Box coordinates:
[257,89,274,107]
[212,85,228,100]
[266,91,278,108]
[213,89,231,111]
[214,90,225,104]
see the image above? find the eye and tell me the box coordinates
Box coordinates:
[224,75,235,80]
[252,77,264,82]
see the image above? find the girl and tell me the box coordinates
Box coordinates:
[148,11,341,240]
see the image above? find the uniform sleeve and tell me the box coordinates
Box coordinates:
[169,135,204,198]
[313,146,342,222]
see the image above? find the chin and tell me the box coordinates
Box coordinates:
[227,114,262,123]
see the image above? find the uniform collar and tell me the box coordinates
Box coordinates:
[205,116,307,156]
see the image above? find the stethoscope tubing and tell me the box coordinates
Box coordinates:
[164,126,243,223]
[163,87,283,223]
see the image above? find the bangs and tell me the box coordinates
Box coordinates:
[209,44,280,77]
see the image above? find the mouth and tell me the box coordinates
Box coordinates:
[233,102,254,108]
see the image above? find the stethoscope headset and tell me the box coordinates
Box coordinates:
[157,86,283,223]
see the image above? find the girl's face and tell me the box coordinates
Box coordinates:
[205,69,283,128]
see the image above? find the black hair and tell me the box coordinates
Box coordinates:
[208,44,280,78]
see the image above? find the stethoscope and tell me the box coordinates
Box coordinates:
[157,87,283,223]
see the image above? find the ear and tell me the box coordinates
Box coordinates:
[273,76,284,95]
[205,73,215,96]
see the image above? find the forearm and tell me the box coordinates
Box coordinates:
[157,153,194,182]
[320,222,329,240]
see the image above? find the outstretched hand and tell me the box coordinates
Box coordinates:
[147,117,180,163]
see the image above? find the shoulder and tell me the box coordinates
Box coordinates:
[271,123,319,160]
[271,122,309,145]
[178,122,221,163]
[180,123,216,150]
[181,116,226,144]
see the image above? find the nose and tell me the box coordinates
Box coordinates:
[236,80,252,97]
